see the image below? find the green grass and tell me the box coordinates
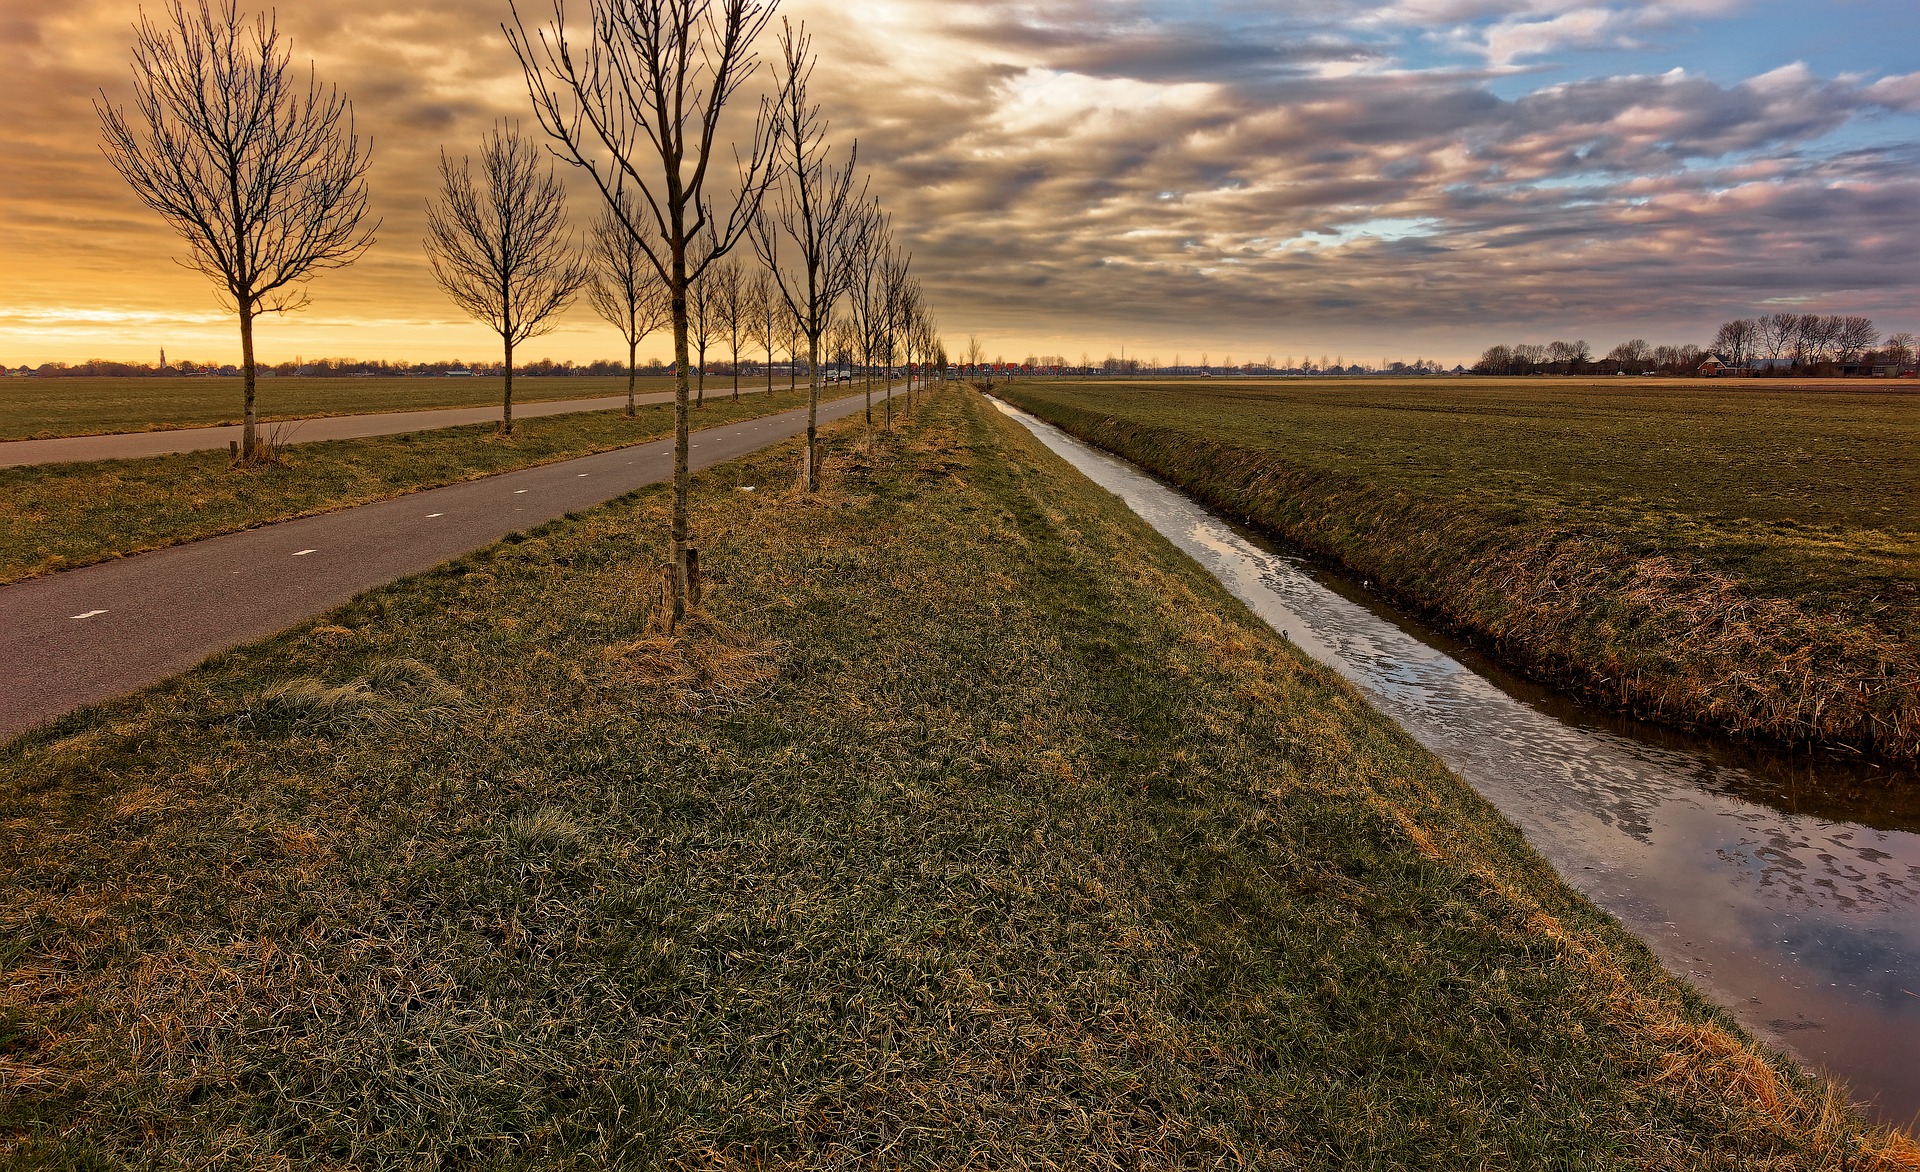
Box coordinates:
[999,377,1920,758]
[3,387,1912,1168]
[0,373,789,439]
[0,386,858,586]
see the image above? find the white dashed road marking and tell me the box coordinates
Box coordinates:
[514,489,528,494]
[70,609,108,620]
[293,549,317,557]
[427,513,444,518]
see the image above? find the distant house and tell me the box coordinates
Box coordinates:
[1696,354,1733,376]
[445,367,473,377]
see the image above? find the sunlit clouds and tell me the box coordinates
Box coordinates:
[2,0,1916,365]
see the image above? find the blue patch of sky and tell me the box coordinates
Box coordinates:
[1106,0,1918,162]
[1406,1,1918,94]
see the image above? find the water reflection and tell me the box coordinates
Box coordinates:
[993,398,1920,1129]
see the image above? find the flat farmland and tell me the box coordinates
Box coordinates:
[999,377,1920,757]
[0,374,692,440]
[7,390,1909,1166]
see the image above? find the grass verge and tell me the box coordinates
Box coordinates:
[3,388,1914,1167]
[998,379,1920,761]
[0,386,857,586]
[0,375,700,440]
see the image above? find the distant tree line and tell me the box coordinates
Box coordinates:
[1476,316,1916,376]
[1707,314,1912,373]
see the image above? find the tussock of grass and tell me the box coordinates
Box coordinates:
[1000,380,1920,760]
[251,657,469,732]
[1,388,1910,1167]
[601,613,784,715]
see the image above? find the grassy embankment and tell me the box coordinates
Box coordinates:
[0,385,861,586]
[999,379,1920,761]
[4,387,1914,1167]
[0,375,699,440]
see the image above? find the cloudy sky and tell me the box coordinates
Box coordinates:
[3,0,1917,367]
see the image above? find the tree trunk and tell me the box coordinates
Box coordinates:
[864,362,872,429]
[696,344,706,407]
[502,336,515,435]
[239,301,258,461]
[732,342,741,401]
[804,332,821,492]
[626,337,637,416]
[670,286,692,626]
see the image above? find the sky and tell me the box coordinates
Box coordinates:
[2,0,1917,368]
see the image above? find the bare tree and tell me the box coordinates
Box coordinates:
[1712,319,1755,371]
[1836,315,1878,366]
[709,257,748,400]
[747,266,778,394]
[586,191,669,415]
[905,295,936,414]
[845,203,885,427]
[753,19,869,491]
[1757,312,1798,363]
[782,297,804,390]
[510,0,780,626]
[96,0,375,462]
[829,312,860,385]
[425,124,588,436]
[880,245,912,414]
[1605,339,1651,375]
[1795,314,1842,367]
[688,267,715,406]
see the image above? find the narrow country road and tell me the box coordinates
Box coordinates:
[0,390,675,467]
[0,385,906,741]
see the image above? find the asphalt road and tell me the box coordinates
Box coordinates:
[0,385,902,742]
[0,391,673,467]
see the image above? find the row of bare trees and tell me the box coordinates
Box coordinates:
[99,0,946,627]
[1475,315,1913,377]
[1711,314,1910,371]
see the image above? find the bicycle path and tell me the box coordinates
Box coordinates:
[0,385,903,741]
[0,391,674,467]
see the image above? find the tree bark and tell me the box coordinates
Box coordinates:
[502,337,515,435]
[239,301,258,461]
[671,275,691,626]
[805,333,821,491]
[626,338,637,416]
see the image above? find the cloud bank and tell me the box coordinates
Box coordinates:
[2,0,1915,363]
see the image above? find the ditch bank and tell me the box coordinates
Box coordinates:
[996,388,1920,763]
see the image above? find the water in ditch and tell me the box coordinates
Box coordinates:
[991,397,1920,1129]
